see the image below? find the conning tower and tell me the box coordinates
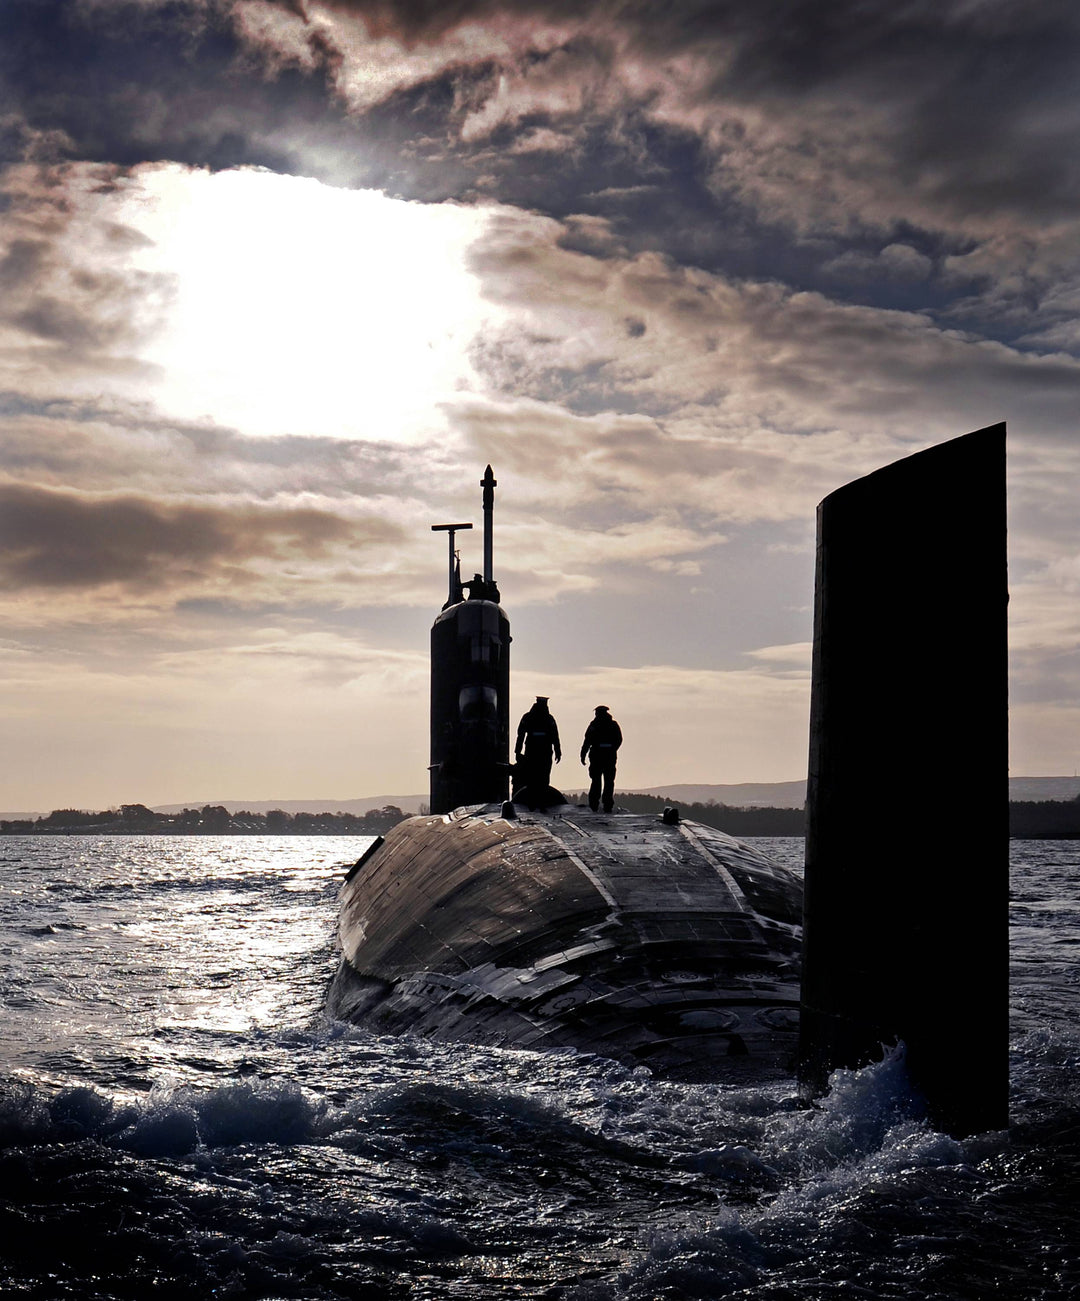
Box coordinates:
[429,467,511,814]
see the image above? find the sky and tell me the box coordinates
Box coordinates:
[1,0,1078,811]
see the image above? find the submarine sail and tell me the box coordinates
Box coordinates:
[429,467,511,814]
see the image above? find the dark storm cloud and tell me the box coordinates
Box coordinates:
[0,0,289,172]
[1,0,1078,400]
[0,0,455,195]
[713,0,1080,218]
[234,0,1080,223]
[0,481,399,591]
[2,0,1075,374]
[5,1,1078,232]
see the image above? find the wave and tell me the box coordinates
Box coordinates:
[0,1077,325,1156]
[0,1030,1076,1300]
[4,1026,1074,1163]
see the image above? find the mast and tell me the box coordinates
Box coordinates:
[431,522,472,610]
[482,465,496,586]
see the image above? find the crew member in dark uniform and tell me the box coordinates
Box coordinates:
[515,696,561,791]
[580,705,622,813]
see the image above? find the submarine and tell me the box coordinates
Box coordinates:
[327,467,804,1082]
[328,427,1008,1129]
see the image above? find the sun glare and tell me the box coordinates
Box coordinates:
[125,166,491,442]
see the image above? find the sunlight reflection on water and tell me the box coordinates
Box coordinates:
[0,835,372,1085]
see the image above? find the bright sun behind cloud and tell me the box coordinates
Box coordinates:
[123,165,493,441]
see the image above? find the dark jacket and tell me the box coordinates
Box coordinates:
[516,706,561,760]
[580,715,622,763]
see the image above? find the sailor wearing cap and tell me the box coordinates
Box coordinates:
[579,705,623,812]
[514,696,562,791]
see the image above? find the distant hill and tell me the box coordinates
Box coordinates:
[150,795,428,816]
[633,781,808,808]
[633,776,1080,808]
[1006,776,1080,802]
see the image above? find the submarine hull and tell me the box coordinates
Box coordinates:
[328,805,802,1082]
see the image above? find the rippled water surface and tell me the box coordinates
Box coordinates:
[0,835,1076,1299]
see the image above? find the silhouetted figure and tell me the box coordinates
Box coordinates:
[515,696,562,792]
[580,705,622,812]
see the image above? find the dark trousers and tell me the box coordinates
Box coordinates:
[588,752,617,811]
[523,745,553,790]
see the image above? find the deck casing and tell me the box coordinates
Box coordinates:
[329,805,802,1081]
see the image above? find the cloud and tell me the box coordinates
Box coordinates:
[0,481,399,595]
[11,2,1080,237]
[825,243,934,284]
[0,161,175,399]
[1,160,1075,635]
[211,0,1077,349]
[458,209,1080,498]
[215,1,1080,230]
[0,390,430,501]
[5,1,1080,344]
[745,642,812,668]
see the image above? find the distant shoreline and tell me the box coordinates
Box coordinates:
[611,793,1080,839]
[3,795,1079,838]
[5,776,1077,826]
[0,803,407,837]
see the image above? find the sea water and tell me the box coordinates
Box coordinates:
[0,835,1075,1299]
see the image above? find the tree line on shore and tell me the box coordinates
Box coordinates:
[564,791,1080,838]
[608,792,807,835]
[1006,800,1080,839]
[0,803,409,835]
[4,796,1079,838]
